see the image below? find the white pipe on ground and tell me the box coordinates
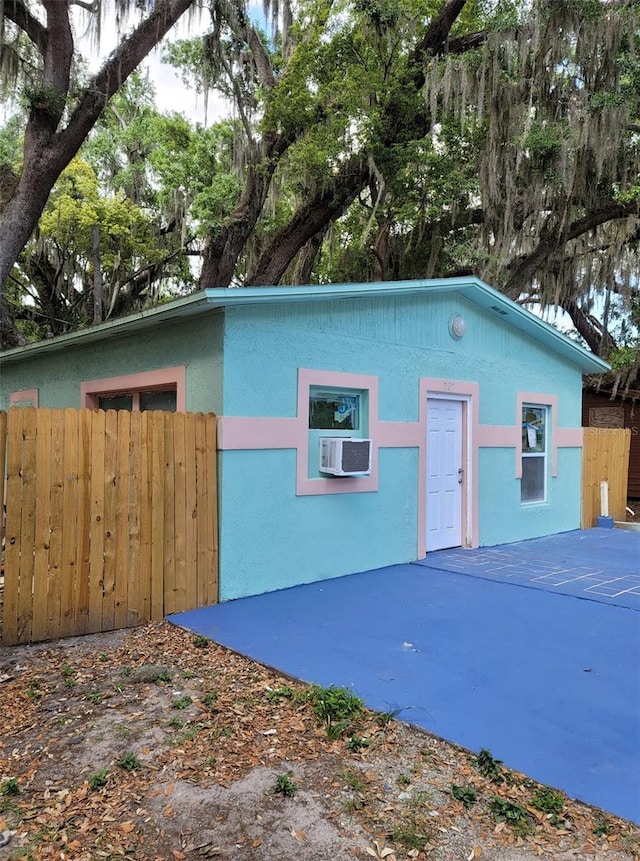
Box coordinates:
[600,480,609,518]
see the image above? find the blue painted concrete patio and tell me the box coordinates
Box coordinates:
[168,529,640,823]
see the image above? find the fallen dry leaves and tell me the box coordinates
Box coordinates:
[0,620,637,861]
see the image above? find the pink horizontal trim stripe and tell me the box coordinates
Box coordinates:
[218,416,299,450]
[376,421,422,447]
[556,427,583,447]
[9,388,39,407]
[477,425,518,447]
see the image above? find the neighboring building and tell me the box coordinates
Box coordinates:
[0,278,608,601]
[582,386,639,498]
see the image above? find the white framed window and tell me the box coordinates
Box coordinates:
[296,369,378,495]
[521,404,547,503]
[9,389,38,407]
[307,386,367,479]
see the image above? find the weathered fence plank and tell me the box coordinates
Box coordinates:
[150,410,165,622]
[582,427,631,528]
[114,409,131,632]
[31,408,52,642]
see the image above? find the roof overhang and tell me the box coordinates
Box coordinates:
[0,278,610,375]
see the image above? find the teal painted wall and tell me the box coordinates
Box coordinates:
[222,295,582,425]
[0,312,224,414]
[218,295,584,599]
[218,447,418,600]
[478,447,582,546]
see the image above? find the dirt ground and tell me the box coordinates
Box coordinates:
[0,621,638,861]
[625,499,640,523]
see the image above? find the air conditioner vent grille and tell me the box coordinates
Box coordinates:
[340,440,371,473]
[319,438,372,477]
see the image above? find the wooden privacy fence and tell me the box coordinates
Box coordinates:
[0,407,218,646]
[581,426,631,528]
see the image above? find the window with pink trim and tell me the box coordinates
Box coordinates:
[296,368,378,495]
[81,367,186,412]
[9,389,38,407]
[521,404,548,503]
[308,386,368,478]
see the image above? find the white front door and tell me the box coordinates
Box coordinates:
[426,398,464,551]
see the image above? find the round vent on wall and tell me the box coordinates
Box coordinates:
[449,314,466,340]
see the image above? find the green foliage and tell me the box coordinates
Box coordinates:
[474,749,504,783]
[388,819,432,851]
[21,84,66,116]
[1,778,19,796]
[523,123,564,165]
[451,783,477,808]
[347,734,371,752]
[201,691,218,709]
[193,635,210,648]
[530,786,565,814]
[266,686,297,703]
[339,768,366,792]
[25,681,42,700]
[87,768,109,790]
[309,685,364,738]
[0,115,23,167]
[117,752,141,771]
[488,796,530,832]
[376,708,401,727]
[61,664,76,687]
[590,91,627,111]
[39,158,158,274]
[172,696,193,710]
[354,0,400,30]
[547,0,603,23]
[609,346,639,369]
[270,771,297,797]
[3,0,638,360]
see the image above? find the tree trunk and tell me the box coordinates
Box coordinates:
[0,0,196,349]
[199,140,286,287]
[247,158,370,285]
[503,200,640,299]
[198,126,295,287]
[289,227,328,285]
[93,225,103,324]
[0,148,67,302]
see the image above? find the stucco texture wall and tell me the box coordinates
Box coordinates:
[0,312,224,414]
[218,294,584,599]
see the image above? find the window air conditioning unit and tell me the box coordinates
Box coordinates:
[319,438,372,477]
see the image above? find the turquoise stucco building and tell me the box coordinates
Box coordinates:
[0,278,608,601]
